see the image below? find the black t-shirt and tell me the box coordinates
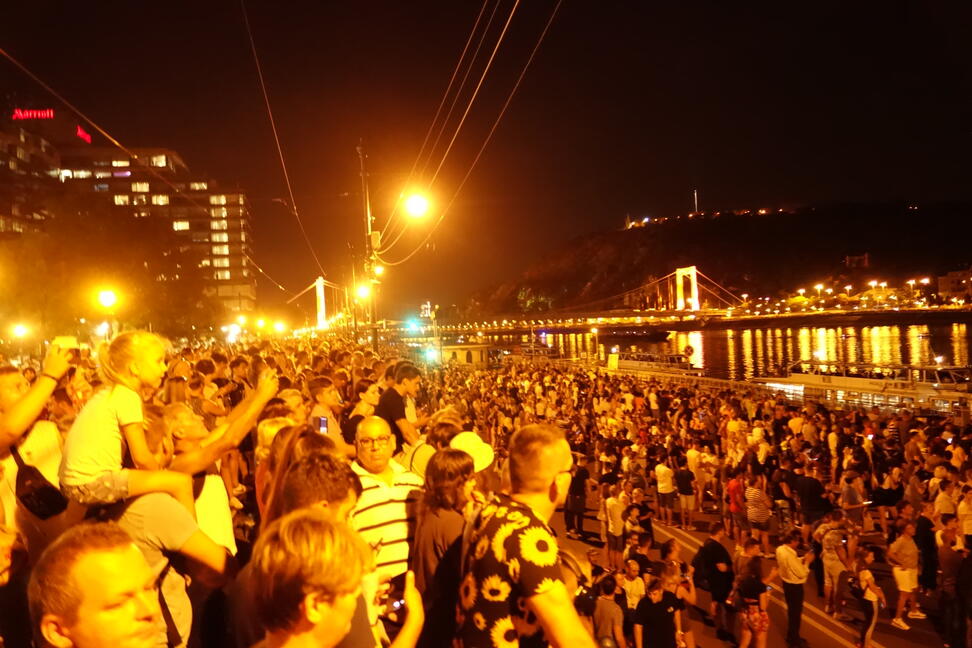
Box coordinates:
[635,591,679,648]
[794,474,830,514]
[674,468,695,495]
[374,387,407,450]
[569,466,590,496]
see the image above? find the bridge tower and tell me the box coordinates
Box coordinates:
[675,266,700,311]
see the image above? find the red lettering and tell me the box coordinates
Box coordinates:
[11,108,55,120]
[76,124,92,143]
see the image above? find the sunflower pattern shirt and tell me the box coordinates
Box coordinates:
[455,493,563,648]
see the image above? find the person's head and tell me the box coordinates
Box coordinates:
[256,417,297,465]
[637,532,653,552]
[784,529,802,547]
[99,331,167,391]
[646,576,664,602]
[426,420,462,450]
[0,365,29,413]
[743,538,761,557]
[264,452,362,527]
[355,416,395,475]
[161,402,209,448]
[856,546,876,569]
[625,559,640,579]
[508,424,573,507]
[742,555,763,580]
[709,521,726,540]
[28,523,162,648]
[352,379,380,408]
[659,538,678,561]
[423,448,476,513]
[901,521,916,537]
[229,356,249,380]
[248,509,372,648]
[194,358,215,379]
[599,577,617,597]
[309,377,341,410]
[394,363,422,397]
[277,388,308,423]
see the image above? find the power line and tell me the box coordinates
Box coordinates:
[378,0,562,265]
[0,44,301,298]
[378,0,498,251]
[240,0,327,278]
[378,0,520,257]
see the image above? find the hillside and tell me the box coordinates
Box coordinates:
[463,202,971,316]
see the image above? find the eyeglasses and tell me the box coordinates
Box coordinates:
[358,435,392,448]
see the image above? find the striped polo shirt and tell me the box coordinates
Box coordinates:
[350,459,423,580]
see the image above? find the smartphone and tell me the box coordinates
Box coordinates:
[316,416,328,435]
[51,336,80,364]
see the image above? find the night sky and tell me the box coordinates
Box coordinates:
[3,1,971,319]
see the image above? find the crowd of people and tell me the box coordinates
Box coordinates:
[0,331,970,648]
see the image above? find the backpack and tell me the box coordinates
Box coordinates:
[844,571,866,601]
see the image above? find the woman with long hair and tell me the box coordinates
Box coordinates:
[259,424,335,527]
[413,448,475,648]
[853,546,885,648]
[736,556,769,648]
[340,378,380,444]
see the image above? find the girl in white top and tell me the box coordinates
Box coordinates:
[59,331,195,515]
[854,547,885,648]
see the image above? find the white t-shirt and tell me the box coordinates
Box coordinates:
[59,385,144,486]
[655,463,675,494]
[606,496,626,536]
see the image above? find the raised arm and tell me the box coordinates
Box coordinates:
[527,580,597,648]
[0,346,72,452]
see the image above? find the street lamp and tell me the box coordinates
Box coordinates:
[97,289,118,309]
[373,264,385,277]
[919,277,930,285]
[11,324,28,338]
[237,315,247,326]
[403,193,430,218]
[797,288,805,296]
[273,321,286,333]
[356,284,371,300]
[814,283,824,297]
[256,318,266,329]
[868,280,878,289]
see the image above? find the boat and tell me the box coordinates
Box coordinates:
[610,351,704,376]
[753,359,971,414]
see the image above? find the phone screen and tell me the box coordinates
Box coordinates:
[317,416,328,435]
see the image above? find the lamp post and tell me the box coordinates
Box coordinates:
[96,289,119,339]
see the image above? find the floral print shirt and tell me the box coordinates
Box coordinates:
[455,493,563,648]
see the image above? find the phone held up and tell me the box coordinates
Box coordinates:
[51,336,81,364]
[317,416,328,436]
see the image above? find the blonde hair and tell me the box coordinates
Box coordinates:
[249,509,372,633]
[98,331,166,390]
[256,417,294,464]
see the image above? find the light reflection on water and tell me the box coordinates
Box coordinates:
[491,322,971,380]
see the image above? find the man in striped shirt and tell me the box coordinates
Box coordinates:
[350,416,423,581]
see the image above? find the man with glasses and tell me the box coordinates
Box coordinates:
[350,416,423,582]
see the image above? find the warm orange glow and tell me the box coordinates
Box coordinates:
[97,289,118,309]
[403,194,430,218]
[356,284,371,300]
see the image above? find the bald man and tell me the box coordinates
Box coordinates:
[349,417,423,581]
[455,424,596,648]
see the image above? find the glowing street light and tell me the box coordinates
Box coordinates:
[373,264,385,277]
[919,277,930,285]
[97,289,118,309]
[256,318,266,329]
[236,315,247,326]
[356,284,372,300]
[273,321,286,333]
[814,283,824,296]
[868,280,878,289]
[797,288,805,296]
[11,324,28,338]
[403,193,430,218]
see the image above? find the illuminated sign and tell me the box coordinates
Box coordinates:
[76,125,92,144]
[11,108,54,120]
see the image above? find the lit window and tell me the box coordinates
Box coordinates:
[151,194,169,205]
[58,169,73,181]
[212,245,229,255]
[135,210,150,218]
[114,195,130,206]
[150,154,167,167]
[213,257,230,268]
[74,170,91,179]
[132,182,149,192]
[16,148,27,162]
[241,231,247,242]
[172,220,190,231]
[212,232,228,242]
[133,195,147,205]
[215,270,231,281]
[210,219,227,230]
[210,207,228,218]
[200,258,211,267]
[209,195,227,205]
[112,159,130,167]
[95,170,111,178]
[94,183,109,192]
[190,182,208,191]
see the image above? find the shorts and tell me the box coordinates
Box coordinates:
[742,606,770,633]
[823,555,846,589]
[892,566,918,593]
[658,491,676,509]
[731,511,748,531]
[607,533,624,552]
[62,470,131,506]
[749,518,770,532]
[679,494,695,511]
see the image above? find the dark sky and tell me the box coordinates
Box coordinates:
[3,1,971,319]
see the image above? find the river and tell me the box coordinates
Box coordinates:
[488,322,971,380]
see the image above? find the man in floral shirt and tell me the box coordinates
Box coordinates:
[455,424,596,648]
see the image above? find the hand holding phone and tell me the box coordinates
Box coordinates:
[317,416,328,435]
